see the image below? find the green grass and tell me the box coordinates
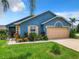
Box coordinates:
[0,40,79,59]
[0,40,7,46]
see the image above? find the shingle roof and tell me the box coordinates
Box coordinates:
[6,16,32,26]
[6,11,55,26]
[6,10,71,26]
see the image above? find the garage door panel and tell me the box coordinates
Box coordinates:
[47,27,69,39]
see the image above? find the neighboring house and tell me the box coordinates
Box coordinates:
[6,11,71,39]
[0,25,6,30]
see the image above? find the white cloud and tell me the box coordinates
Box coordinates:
[55,11,79,25]
[56,11,79,19]
[7,0,25,12]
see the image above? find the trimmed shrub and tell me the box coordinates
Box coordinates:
[23,38,29,42]
[40,32,48,40]
[41,32,46,36]
[50,44,61,55]
[24,32,28,38]
[0,30,7,40]
[14,33,20,40]
[37,34,44,41]
[36,34,48,41]
[70,29,76,38]
[16,39,23,42]
[42,35,48,40]
[16,38,29,42]
[28,33,37,41]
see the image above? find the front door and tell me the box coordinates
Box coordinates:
[9,27,16,37]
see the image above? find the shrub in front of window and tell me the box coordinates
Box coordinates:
[36,34,43,41]
[42,35,48,40]
[40,32,48,40]
[28,33,37,41]
[50,44,61,55]
[41,32,46,36]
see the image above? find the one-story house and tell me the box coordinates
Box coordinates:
[6,11,71,39]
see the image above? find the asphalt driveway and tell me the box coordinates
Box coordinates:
[51,39,79,52]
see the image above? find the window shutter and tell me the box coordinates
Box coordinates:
[28,26,30,34]
[36,26,38,34]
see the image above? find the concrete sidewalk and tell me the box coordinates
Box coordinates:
[8,40,51,45]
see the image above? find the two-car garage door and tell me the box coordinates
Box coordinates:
[47,27,69,39]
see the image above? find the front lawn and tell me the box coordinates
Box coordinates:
[0,40,7,46]
[0,40,79,59]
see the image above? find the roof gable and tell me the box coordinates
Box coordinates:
[42,16,71,25]
[7,11,56,26]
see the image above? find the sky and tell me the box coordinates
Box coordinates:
[0,0,79,25]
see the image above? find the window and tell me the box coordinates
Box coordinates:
[30,25,36,33]
[54,21,63,27]
[28,25,38,34]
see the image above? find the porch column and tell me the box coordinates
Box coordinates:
[16,24,20,35]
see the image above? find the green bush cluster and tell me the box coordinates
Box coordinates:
[24,32,28,38]
[50,44,61,55]
[14,33,20,40]
[0,30,7,40]
[15,32,48,42]
[70,29,76,38]
[28,33,48,41]
[28,33,38,41]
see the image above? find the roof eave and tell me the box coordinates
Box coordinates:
[41,16,71,25]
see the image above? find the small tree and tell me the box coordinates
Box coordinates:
[77,24,79,33]
[69,29,76,38]
[50,44,61,55]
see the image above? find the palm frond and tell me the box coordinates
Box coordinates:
[69,18,76,23]
[1,0,9,12]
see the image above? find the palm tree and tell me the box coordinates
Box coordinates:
[1,0,35,16]
[29,0,35,16]
[69,18,79,29]
[1,0,9,12]
[70,18,76,29]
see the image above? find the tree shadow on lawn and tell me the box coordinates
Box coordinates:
[8,52,32,59]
